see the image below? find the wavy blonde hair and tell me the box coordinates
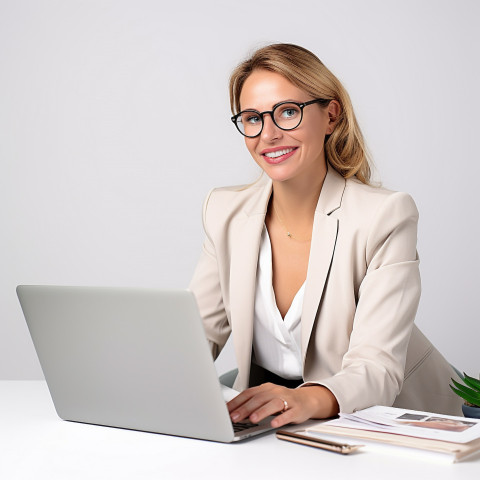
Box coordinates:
[229,43,372,184]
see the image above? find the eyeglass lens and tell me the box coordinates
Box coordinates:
[236,103,303,137]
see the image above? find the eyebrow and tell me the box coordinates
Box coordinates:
[239,99,305,113]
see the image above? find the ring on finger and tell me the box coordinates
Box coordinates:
[280,398,289,412]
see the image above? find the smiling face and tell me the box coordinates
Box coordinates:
[239,69,338,186]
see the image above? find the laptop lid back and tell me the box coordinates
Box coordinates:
[17,286,236,442]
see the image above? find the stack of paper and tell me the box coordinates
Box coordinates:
[283,406,480,462]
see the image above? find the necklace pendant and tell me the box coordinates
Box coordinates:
[287,232,292,238]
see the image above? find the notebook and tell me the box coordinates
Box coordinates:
[16,285,274,442]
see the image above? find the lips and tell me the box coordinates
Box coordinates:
[261,146,298,164]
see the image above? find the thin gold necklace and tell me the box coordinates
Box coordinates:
[272,202,312,242]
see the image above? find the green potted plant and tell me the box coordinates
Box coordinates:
[450,373,480,419]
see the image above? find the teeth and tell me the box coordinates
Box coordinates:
[264,148,294,158]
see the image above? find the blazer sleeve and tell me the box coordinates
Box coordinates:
[189,189,231,359]
[313,192,421,413]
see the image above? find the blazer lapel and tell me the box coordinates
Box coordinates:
[230,179,272,389]
[301,168,345,365]
[228,168,346,386]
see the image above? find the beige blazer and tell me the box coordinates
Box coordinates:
[190,167,462,416]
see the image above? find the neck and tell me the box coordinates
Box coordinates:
[271,164,327,222]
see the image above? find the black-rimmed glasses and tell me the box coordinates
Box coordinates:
[231,98,330,138]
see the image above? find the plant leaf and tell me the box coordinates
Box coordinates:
[450,386,480,407]
[450,378,480,400]
[450,378,471,394]
[463,373,480,392]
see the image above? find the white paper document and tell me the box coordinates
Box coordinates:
[332,405,480,443]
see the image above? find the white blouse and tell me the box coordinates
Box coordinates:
[252,226,305,380]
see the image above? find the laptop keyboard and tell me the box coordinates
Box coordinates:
[232,421,259,433]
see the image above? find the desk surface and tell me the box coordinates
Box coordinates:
[1,381,478,480]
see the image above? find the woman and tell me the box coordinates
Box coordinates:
[189,43,461,429]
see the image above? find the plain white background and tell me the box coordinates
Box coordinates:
[1,0,478,380]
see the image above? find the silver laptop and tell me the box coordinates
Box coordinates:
[16,285,274,442]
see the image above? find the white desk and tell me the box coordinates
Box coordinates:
[1,381,477,480]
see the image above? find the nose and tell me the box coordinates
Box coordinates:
[260,113,281,141]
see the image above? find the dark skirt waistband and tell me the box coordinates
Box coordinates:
[249,362,303,389]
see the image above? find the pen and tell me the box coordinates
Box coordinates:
[276,430,364,455]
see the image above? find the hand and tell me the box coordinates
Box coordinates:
[227,382,339,429]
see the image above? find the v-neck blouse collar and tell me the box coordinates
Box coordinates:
[252,226,304,380]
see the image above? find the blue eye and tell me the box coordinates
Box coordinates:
[245,114,261,125]
[280,107,299,119]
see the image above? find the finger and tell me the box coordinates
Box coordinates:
[271,410,295,428]
[226,383,275,412]
[227,388,258,413]
[234,391,292,424]
[230,390,286,423]
[229,393,272,423]
[270,404,312,428]
[249,397,287,424]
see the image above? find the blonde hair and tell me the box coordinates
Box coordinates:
[229,43,372,184]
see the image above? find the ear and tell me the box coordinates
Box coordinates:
[326,100,341,134]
